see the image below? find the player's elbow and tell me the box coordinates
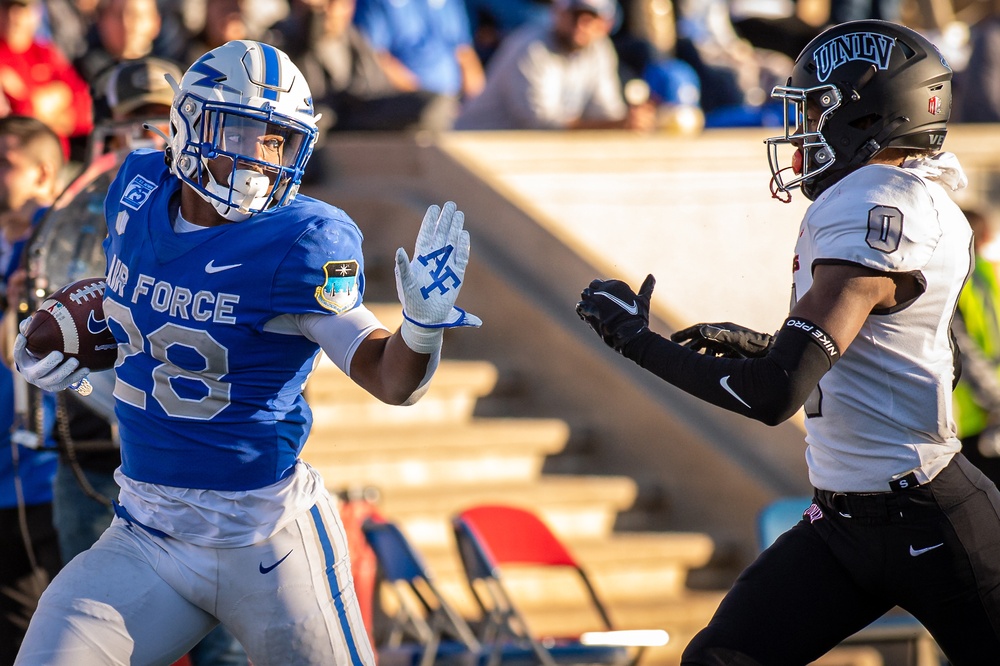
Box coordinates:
[752,403,801,427]
[748,379,811,426]
[380,382,430,406]
[748,382,809,426]
[399,383,430,406]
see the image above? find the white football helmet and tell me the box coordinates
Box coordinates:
[168,40,319,222]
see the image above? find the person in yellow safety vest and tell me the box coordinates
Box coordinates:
[953,207,1000,482]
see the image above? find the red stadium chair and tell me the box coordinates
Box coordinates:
[452,504,668,666]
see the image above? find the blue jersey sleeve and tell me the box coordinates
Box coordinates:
[270,209,369,320]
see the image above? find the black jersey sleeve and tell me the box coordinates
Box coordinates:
[622,317,840,425]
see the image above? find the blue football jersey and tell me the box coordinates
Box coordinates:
[103,151,368,491]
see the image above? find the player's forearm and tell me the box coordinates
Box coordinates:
[355,330,436,405]
[623,318,839,425]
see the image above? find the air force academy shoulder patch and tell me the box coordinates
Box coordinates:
[315,260,360,313]
[121,175,158,210]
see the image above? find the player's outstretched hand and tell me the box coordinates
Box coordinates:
[671,322,773,358]
[576,274,655,354]
[395,202,481,353]
[13,318,91,392]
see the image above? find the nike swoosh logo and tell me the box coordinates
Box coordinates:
[259,550,293,574]
[87,310,108,334]
[720,375,751,409]
[595,291,639,315]
[909,543,944,557]
[205,260,242,274]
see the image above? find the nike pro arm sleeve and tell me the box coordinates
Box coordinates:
[622,317,840,425]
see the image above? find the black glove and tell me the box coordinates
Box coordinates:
[576,274,655,354]
[670,321,773,358]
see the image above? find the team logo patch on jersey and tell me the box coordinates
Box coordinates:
[315,260,359,313]
[866,205,903,253]
[813,32,895,83]
[121,175,158,211]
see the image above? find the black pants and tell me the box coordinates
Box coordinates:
[0,502,61,666]
[682,454,1000,665]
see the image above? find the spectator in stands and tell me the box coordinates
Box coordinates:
[184,0,249,65]
[463,0,551,65]
[613,0,703,133]
[952,208,1000,483]
[353,0,485,102]
[454,0,656,131]
[268,0,457,133]
[74,0,165,95]
[672,0,792,125]
[0,0,93,157]
[0,115,64,666]
[41,0,101,62]
[728,0,825,60]
[952,12,1000,123]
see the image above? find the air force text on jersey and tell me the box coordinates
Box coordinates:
[107,254,240,325]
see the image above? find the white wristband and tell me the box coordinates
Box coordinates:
[400,319,445,355]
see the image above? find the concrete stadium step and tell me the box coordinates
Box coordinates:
[376,476,638,549]
[504,597,885,666]
[303,418,570,489]
[408,531,715,610]
[414,587,724,666]
[306,357,498,425]
[511,593,723,637]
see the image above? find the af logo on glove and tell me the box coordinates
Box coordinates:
[418,244,461,299]
[395,201,481,354]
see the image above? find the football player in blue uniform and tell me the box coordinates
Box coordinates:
[12,39,479,666]
[577,20,1000,665]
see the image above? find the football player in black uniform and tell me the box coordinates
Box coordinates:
[578,20,1000,665]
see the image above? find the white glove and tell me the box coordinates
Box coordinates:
[13,317,91,392]
[395,201,481,353]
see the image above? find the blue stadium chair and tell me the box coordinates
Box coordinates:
[362,516,633,666]
[757,497,945,666]
[361,517,482,666]
[452,504,668,666]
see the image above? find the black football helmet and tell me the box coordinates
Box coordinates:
[766,20,952,200]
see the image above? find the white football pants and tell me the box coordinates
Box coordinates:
[14,492,375,666]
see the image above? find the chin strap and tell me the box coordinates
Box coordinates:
[769,167,794,203]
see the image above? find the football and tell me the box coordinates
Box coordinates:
[24,277,118,371]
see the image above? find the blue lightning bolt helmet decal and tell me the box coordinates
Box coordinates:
[187,56,241,95]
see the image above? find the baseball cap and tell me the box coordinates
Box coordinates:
[555,0,617,19]
[104,58,182,120]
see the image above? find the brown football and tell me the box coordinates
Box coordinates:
[24,277,118,371]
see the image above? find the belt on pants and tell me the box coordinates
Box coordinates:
[815,470,928,520]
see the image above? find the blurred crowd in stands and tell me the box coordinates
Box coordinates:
[2,0,997,163]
